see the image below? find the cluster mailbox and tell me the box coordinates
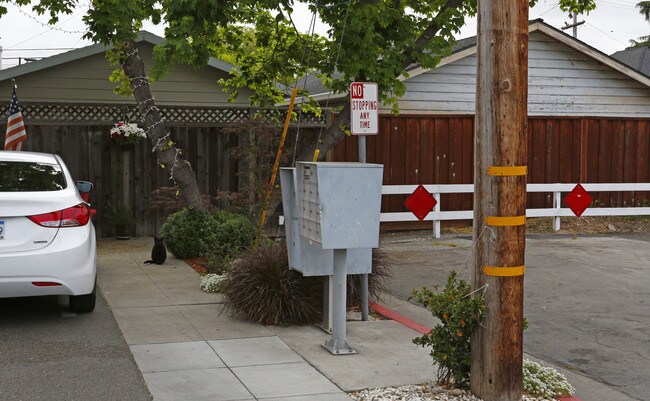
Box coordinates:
[280,162,383,354]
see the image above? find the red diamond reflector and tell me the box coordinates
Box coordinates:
[564,183,592,217]
[404,185,437,221]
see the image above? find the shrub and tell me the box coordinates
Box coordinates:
[208,210,259,260]
[410,271,486,389]
[160,208,219,259]
[523,359,575,398]
[221,242,323,325]
[160,208,259,260]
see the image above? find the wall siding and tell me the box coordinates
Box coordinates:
[392,31,650,117]
[0,43,254,106]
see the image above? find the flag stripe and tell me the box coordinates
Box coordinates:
[5,135,27,148]
[6,124,26,137]
[7,114,23,127]
[5,129,27,143]
[5,82,27,151]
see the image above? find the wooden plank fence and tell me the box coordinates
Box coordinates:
[17,124,239,237]
[333,115,650,230]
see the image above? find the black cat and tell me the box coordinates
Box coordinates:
[144,236,167,265]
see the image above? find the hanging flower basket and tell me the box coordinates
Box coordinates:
[110,122,146,149]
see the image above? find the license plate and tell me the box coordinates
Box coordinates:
[0,220,4,240]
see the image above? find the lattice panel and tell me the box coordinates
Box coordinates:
[18,103,327,127]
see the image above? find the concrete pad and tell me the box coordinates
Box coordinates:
[157,281,224,305]
[144,368,254,401]
[130,341,225,373]
[232,362,342,399]
[142,266,201,284]
[271,320,435,392]
[208,336,303,367]
[98,252,149,266]
[261,394,354,401]
[97,265,148,281]
[177,304,274,340]
[101,284,172,308]
[111,306,203,345]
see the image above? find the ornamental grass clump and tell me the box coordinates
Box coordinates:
[410,271,486,389]
[221,243,323,325]
[523,359,575,398]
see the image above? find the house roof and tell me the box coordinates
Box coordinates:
[0,31,236,82]
[611,46,650,78]
[303,19,650,103]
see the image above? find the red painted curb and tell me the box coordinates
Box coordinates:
[368,301,585,401]
[368,301,431,334]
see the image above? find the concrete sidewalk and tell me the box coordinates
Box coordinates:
[97,237,633,401]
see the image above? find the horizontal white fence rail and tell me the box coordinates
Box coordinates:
[381,183,650,238]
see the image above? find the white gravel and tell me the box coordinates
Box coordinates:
[349,383,557,401]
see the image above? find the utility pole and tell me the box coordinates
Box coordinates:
[471,0,528,400]
[562,13,585,38]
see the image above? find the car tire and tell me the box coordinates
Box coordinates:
[69,282,96,313]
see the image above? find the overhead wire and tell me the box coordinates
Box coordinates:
[538,3,559,17]
[311,0,353,160]
[6,2,89,49]
[7,0,88,37]
[290,5,320,167]
[585,21,629,47]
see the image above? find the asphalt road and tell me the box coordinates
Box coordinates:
[382,232,650,401]
[0,291,151,401]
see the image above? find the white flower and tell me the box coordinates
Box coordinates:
[200,273,228,293]
[109,122,146,145]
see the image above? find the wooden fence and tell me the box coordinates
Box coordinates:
[19,124,239,237]
[333,115,650,230]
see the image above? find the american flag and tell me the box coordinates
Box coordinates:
[5,80,27,151]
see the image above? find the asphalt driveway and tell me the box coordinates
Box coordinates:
[0,292,151,401]
[382,231,650,401]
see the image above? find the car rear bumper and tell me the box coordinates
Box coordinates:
[0,225,96,298]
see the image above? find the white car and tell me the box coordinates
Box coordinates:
[0,151,97,312]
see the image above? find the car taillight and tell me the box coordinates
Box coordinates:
[28,204,90,228]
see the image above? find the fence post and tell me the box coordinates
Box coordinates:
[553,190,561,231]
[433,193,441,238]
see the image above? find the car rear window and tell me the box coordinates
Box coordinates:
[0,161,67,192]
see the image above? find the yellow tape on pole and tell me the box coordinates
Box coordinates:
[483,265,525,277]
[487,166,527,176]
[258,86,298,238]
[486,215,526,226]
[312,149,320,162]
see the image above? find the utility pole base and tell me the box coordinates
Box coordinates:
[322,338,357,355]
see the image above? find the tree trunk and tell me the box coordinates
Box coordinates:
[121,39,206,212]
[470,0,528,400]
[296,103,351,162]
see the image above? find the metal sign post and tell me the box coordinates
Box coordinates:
[351,82,379,321]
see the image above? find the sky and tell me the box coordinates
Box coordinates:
[0,0,647,69]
